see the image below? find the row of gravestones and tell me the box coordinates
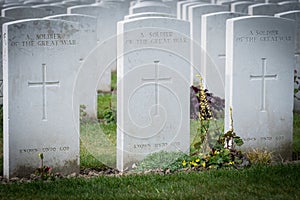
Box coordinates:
[2,0,299,178]
[1,0,181,178]
[117,0,299,171]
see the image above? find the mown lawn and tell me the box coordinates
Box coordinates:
[0,164,299,199]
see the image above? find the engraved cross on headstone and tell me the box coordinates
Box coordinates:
[142,61,172,116]
[28,63,60,120]
[250,58,277,111]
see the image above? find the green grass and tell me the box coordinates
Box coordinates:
[0,164,300,199]
[293,112,300,153]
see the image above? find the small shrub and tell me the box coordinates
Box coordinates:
[80,105,88,122]
[102,106,116,124]
[245,148,272,165]
[35,153,54,180]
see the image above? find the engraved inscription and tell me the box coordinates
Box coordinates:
[19,146,70,154]
[133,142,181,149]
[236,29,292,43]
[125,31,188,46]
[10,33,77,47]
[243,137,257,142]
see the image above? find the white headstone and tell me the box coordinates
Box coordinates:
[231,1,255,13]
[225,16,295,160]
[201,11,245,98]
[177,0,211,19]
[45,14,99,118]
[3,19,81,178]
[117,16,191,171]
[181,1,205,20]
[278,2,300,11]
[0,16,13,105]
[2,6,48,19]
[266,0,285,3]
[275,10,300,111]
[188,4,228,84]
[32,5,68,15]
[23,0,45,5]
[129,0,171,14]
[248,3,287,16]
[68,5,114,92]
[124,11,174,20]
[163,0,177,15]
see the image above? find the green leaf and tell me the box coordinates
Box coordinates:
[234,137,244,146]
[223,149,230,156]
[194,142,202,150]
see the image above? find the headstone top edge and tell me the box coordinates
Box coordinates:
[275,10,300,17]
[202,11,248,17]
[189,3,224,9]
[120,15,190,24]
[44,13,97,20]
[227,15,296,23]
[3,18,80,26]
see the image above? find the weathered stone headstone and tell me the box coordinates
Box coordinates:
[124,12,174,20]
[163,0,177,15]
[68,5,113,92]
[188,4,228,83]
[2,6,48,19]
[266,0,285,3]
[275,10,300,111]
[231,1,255,13]
[181,1,205,20]
[45,14,99,118]
[177,0,210,19]
[201,11,245,98]
[225,16,295,160]
[45,14,97,61]
[0,16,13,105]
[129,0,171,14]
[278,1,300,11]
[33,5,68,15]
[117,16,191,171]
[3,19,81,178]
[23,0,45,6]
[248,3,286,16]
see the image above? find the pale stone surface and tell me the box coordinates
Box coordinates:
[188,4,228,84]
[248,3,287,16]
[275,10,300,112]
[124,12,174,20]
[177,0,210,20]
[1,6,48,19]
[3,19,81,178]
[0,16,13,105]
[201,11,245,98]
[225,16,295,160]
[117,16,191,171]
[129,0,171,14]
[68,5,116,92]
[45,14,97,61]
[45,14,98,118]
[163,0,177,15]
[278,2,300,11]
[231,1,255,13]
[32,5,68,15]
[181,1,205,20]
